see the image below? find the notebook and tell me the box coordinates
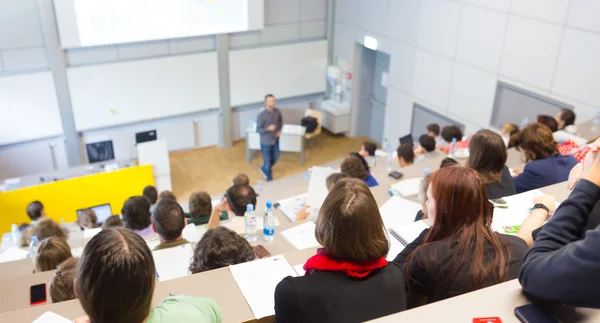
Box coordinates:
[278,193,309,222]
[389,177,421,197]
[379,196,422,229]
[491,190,559,234]
[386,221,429,261]
[280,221,320,250]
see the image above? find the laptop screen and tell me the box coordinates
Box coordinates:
[399,135,414,147]
[77,204,112,223]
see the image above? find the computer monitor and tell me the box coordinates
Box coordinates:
[136,130,157,144]
[77,204,112,224]
[86,140,115,163]
[399,135,414,147]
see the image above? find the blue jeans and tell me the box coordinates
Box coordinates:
[260,140,280,181]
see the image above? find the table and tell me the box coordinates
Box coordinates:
[246,124,307,165]
[0,271,56,314]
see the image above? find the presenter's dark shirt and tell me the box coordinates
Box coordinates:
[257,107,283,146]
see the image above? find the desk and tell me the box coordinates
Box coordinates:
[368,279,600,323]
[573,119,600,142]
[0,271,55,314]
[247,124,307,166]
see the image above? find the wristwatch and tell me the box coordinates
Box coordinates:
[532,203,550,214]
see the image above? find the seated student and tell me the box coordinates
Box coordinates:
[439,157,459,168]
[426,123,445,148]
[207,184,257,230]
[359,141,377,157]
[34,236,73,273]
[466,130,516,199]
[341,157,378,187]
[555,108,576,130]
[158,190,177,202]
[189,226,255,273]
[143,185,158,211]
[102,216,123,229]
[441,125,469,154]
[74,228,221,323]
[295,173,352,222]
[414,135,441,163]
[396,144,415,167]
[518,153,600,308]
[511,123,578,193]
[122,196,154,237]
[274,179,406,322]
[349,152,371,173]
[232,173,250,186]
[78,209,98,230]
[50,257,78,303]
[151,199,190,251]
[188,192,229,226]
[393,167,527,307]
[35,218,68,241]
[537,115,558,132]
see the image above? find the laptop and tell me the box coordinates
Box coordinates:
[399,135,414,147]
[77,204,113,224]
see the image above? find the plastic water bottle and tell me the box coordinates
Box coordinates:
[592,111,600,131]
[10,224,19,246]
[385,138,394,171]
[29,236,40,264]
[449,138,457,158]
[257,180,264,194]
[244,205,257,242]
[520,117,530,128]
[419,168,431,201]
[263,201,275,241]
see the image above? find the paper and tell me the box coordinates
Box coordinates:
[152,243,194,281]
[0,247,29,263]
[306,166,336,216]
[230,255,297,319]
[387,220,429,260]
[70,247,84,258]
[223,215,281,235]
[293,264,305,276]
[491,190,559,234]
[146,238,161,250]
[182,223,207,242]
[386,232,404,261]
[380,196,422,229]
[390,177,422,197]
[83,227,102,239]
[278,193,308,222]
[280,222,320,250]
[32,311,71,323]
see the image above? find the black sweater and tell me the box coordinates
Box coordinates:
[486,166,516,200]
[519,179,600,308]
[393,229,527,306]
[274,265,406,323]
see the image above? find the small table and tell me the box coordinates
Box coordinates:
[247,124,307,166]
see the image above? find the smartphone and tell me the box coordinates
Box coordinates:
[515,304,559,323]
[253,245,271,259]
[30,284,47,306]
[389,171,404,180]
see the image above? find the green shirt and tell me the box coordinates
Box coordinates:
[187,212,229,226]
[153,238,191,251]
[147,295,221,323]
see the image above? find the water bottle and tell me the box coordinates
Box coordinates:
[520,117,530,128]
[419,168,431,201]
[244,204,257,242]
[385,138,394,171]
[10,224,19,246]
[257,180,264,194]
[449,138,457,158]
[263,201,275,241]
[592,111,600,131]
[29,236,40,264]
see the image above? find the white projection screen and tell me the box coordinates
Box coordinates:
[53,0,264,48]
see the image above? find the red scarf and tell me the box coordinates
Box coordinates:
[303,248,388,278]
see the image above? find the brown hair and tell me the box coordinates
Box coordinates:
[467,130,507,184]
[79,209,98,229]
[326,173,350,191]
[76,228,155,323]
[316,178,388,261]
[189,191,212,218]
[537,115,558,132]
[441,125,463,143]
[189,226,255,273]
[510,123,559,162]
[233,173,250,186]
[340,157,368,181]
[427,124,440,136]
[102,216,123,229]
[142,185,158,204]
[121,196,152,230]
[158,190,177,202]
[26,201,44,221]
[408,167,509,298]
[151,199,186,241]
[50,257,78,303]
[35,237,72,273]
[35,219,68,241]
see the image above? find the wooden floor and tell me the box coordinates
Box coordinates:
[169,131,369,200]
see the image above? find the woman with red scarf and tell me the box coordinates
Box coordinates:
[274,178,406,322]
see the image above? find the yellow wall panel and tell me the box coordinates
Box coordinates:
[0,165,154,234]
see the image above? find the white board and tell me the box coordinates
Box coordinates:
[0,72,63,146]
[229,40,328,107]
[67,52,220,131]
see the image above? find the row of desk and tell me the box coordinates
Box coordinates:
[1,120,599,322]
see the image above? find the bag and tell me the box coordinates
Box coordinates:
[301,116,318,133]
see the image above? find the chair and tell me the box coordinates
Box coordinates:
[304,109,323,145]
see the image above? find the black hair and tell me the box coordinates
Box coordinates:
[142,186,158,204]
[26,201,44,221]
[397,144,415,164]
[226,184,257,216]
[440,157,459,168]
[427,124,440,136]
[560,109,576,127]
[419,135,436,152]
[265,94,275,101]
[152,199,185,241]
[441,125,463,143]
[362,142,377,156]
[121,196,152,231]
[349,152,370,172]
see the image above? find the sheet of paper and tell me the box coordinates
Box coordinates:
[152,243,194,282]
[223,215,281,235]
[83,227,102,239]
[230,255,297,319]
[390,177,421,197]
[306,166,336,216]
[380,196,422,229]
[70,247,84,258]
[386,232,404,261]
[182,223,207,242]
[280,222,320,250]
[0,247,29,263]
[32,311,71,323]
[389,220,429,246]
[293,264,305,276]
[278,193,308,222]
[146,238,161,250]
[491,190,560,234]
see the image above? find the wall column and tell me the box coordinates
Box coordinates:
[216,34,233,148]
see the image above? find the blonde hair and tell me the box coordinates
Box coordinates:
[50,257,78,303]
[35,237,72,273]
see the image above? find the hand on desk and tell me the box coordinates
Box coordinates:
[267,124,276,132]
[534,195,556,214]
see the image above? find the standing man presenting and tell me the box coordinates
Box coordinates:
[257,94,283,181]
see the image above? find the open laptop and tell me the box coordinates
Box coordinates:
[399,134,414,147]
[77,204,113,224]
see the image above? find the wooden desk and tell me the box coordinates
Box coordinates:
[0,271,55,314]
[573,119,600,142]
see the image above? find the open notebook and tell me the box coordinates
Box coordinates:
[491,190,560,235]
[386,221,429,261]
[380,196,422,229]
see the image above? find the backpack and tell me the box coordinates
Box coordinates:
[301,116,318,133]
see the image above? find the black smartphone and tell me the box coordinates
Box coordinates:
[389,171,403,180]
[30,284,47,306]
[515,304,559,323]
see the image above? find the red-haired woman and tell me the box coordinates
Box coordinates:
[392,167,528,307]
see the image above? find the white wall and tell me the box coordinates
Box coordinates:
[334,0,600,143]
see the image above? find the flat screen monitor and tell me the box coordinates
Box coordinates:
[86,140,115,163]
[77,203,112,224]
[399,135,414,147]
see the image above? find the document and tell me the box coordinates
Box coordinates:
[491,190,560,234]
[280,222,320,250]
[230,255,297,319]
[32,312,71,323]
[181,223,207,242]
[389,177,422,197]
[146,238,161,250]
[306,166,336,216]
[83,227,102,239]
[0,247,29,263]
[152,243,194,282]
[278,193,308,222]
[380,196,422,229]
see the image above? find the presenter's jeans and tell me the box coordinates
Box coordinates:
[260,140,280,181]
